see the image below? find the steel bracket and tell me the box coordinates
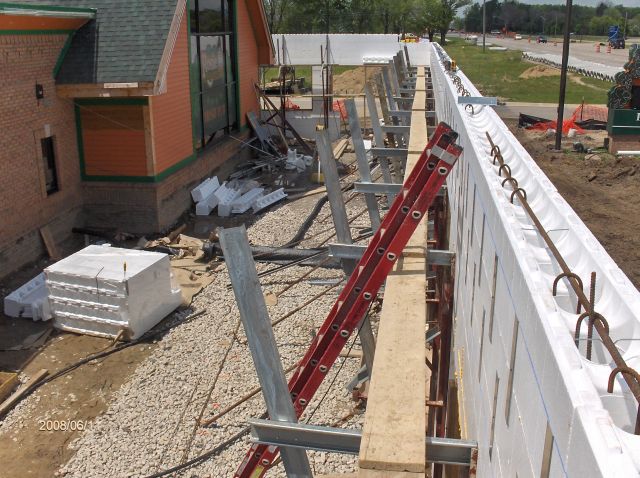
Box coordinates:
[248,419,479,466]
[456,96,498,106]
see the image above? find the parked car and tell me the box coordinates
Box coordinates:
[514,34,522,40]
[537,35,548,43]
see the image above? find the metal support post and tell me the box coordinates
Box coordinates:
[218,226,312,477]
[382,65,397,110]
[316,129,377,380]
[364,84,402,186]
[344,98,381,231]
[316,130,356,272]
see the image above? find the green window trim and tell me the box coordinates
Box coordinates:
[189,0,240,149]
[0,3,96,15]
[52,32,73,78]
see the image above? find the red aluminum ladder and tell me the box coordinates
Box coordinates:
[235,122,463,477]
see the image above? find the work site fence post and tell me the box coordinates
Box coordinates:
[218,226,312,477]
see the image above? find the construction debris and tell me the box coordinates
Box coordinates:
[3,273,50,321]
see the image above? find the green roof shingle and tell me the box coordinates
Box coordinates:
[12,0,179,84]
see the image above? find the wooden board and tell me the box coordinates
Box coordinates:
[0,372,19,403]
[0,369,48,416]
[39,225,61,260]
[333,138,350,159]
[359,471,424,478]
[359,69,428,475]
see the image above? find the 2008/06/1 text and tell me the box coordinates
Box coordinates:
[38,420,88,431]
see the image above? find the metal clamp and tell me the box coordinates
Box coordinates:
[501,177,518,188]
[497,164,511,177]
[510,188,527,204]
[607,366,640,435]
[552,272,585,315]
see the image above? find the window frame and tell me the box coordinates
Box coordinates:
[41,136,59,196]
[189,0,238,150]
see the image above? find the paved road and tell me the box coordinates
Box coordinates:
[484,36,638,68]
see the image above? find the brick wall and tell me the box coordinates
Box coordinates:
[82,131,251,234]
[237,0,261,129]
[0,34,83,279]
[609,134,640,154]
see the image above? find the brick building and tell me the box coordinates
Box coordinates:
[0,0,274,278]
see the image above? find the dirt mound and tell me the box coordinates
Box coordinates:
[333,66,382,95]
[506,120,640,290]
[519,65,560,79]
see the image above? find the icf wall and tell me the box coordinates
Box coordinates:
[430,43,640,477]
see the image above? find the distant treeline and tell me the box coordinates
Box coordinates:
[460,1,640,37]
[263,1,640,39]
[263,0,472,42]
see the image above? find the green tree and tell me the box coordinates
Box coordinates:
[437,0,471,43]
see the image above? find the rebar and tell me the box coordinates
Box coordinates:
[485,132,640,432]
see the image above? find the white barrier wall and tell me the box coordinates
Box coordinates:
[430,43,640,477]
[272,34,431,66]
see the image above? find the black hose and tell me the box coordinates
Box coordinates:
[283,194,329,247]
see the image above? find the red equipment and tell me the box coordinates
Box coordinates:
[234,122,463,477]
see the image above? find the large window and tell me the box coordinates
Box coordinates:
[190,0,237,149]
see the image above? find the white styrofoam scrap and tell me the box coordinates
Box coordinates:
[215,182,242,217]
[191,177,220,203]
[195,190,220,216]
[252,188,288,213]
[45,245,181,340]
[3,273,52,321]
[231,188,265,214]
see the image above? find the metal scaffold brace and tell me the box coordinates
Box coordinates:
[225,122,463,478]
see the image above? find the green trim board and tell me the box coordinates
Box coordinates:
[81,153,198,183]
[52,32,73,78]
[0,2,95,15]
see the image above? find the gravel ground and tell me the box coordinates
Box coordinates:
[0,179,379,477]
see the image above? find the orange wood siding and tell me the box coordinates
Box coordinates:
[150,12,193,174]
[237,0,260,129]
[0,16,89,31]
[80,105,147,176]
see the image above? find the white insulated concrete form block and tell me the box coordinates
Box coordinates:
[3,273,50,321]
[45,245,182,340]
[215,182,242,217]
[231,188,264,214]
[431,43,640,477]
[195,191,220,216]
[191,177,220,202]
[252,188,287,213]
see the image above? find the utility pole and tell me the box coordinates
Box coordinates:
[482,0,486,53]
[623,11,628,38]
[554,0,573,151]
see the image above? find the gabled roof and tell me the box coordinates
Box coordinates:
[7,0,179,85]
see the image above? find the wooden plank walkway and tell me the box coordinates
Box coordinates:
[358,68,429,477]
